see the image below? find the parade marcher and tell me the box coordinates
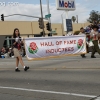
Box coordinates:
[79,27,86,58]
[90,25,100,58]
[12,28,29,72]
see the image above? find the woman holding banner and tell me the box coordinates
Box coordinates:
[12,28,29,72]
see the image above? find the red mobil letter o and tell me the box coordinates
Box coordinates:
[64,2,68,8]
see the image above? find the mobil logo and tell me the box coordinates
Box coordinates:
[56,0,75,11]
[59,0,75,8]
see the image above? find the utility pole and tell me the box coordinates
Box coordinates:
[40,0,45,37]
[46,0,52,36]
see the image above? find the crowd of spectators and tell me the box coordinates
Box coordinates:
[79,22,100,53]
[0,46,26,58]
[82,23,100,41]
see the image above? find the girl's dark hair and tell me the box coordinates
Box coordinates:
[80,27,84,30]
[13,28,20,38]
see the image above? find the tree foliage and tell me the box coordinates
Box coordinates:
[87,10,100,23]
[72,16,76,23]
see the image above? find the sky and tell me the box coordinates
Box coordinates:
[0,0,100,23]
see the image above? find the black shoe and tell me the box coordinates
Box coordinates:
[15,68,20,72]
[82,56,86,58]
[91,56,96,58]
[24,66,29,71]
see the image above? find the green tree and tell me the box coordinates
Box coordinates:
[87,10,100,24]
[72,16,76,23]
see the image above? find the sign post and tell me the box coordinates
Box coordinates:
[66,19,73,32]
[45,14,51,19]
[56,0,76,34]
[51,30,56,34]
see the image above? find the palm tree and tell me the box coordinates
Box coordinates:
[72,16,76,23]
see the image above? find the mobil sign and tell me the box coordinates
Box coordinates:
[56,0,76,11]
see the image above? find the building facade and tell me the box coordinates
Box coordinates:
[0,21,90,49]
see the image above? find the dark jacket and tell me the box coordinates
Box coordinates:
[12,37,22,50]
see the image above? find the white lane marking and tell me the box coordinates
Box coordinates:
[0,86,96,98]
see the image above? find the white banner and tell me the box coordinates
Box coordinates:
[24,36,86,60]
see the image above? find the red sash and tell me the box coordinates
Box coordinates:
[17,44,21,50]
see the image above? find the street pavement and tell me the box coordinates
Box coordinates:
[0,53,100,100]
